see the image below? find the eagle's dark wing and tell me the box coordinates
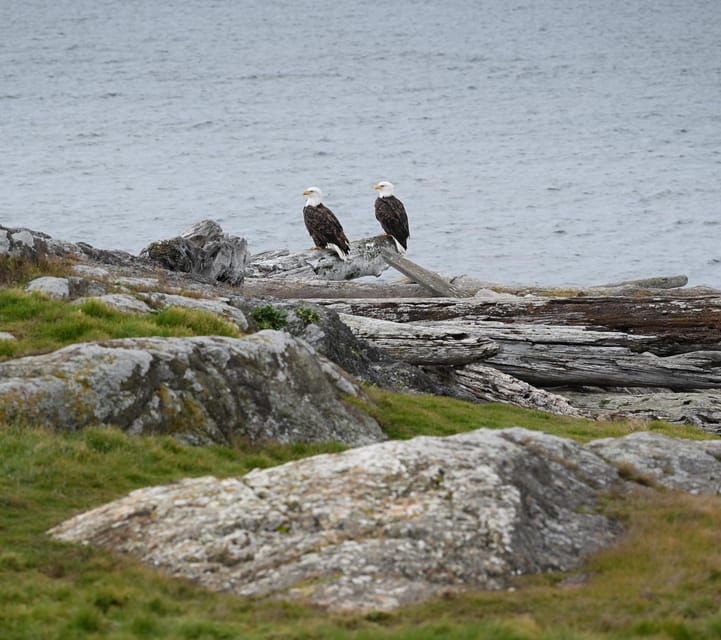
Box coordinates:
[303,204,351,255]
[375,195,409,250]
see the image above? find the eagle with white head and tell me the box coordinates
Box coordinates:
[302,187,351,261]
[373,180,409,255]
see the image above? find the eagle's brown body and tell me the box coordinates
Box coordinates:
[375,195,409,251]
[303,203,351,257]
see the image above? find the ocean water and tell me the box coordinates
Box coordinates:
[2,0,720,287]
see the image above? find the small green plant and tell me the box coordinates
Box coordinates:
[295,306,320,327]
[249,305,288,330]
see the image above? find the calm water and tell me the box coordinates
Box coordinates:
[2,0,720,287]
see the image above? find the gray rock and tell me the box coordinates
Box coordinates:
[72,264,110,279]
[25,276,71,300]
[0,332,382,446]
[560,389,721,434]
[231,298,455,396]
[589,432,721,495]
[0,332,16,341]
[0,229,10,254]
[113,276,161,289]
[25,276,107,301]
[10,229,35,250]
[49,428,621,611]
[0,224,136,265]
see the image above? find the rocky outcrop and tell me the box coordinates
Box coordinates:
[0,331,383,446]
[25,275,107,300]
[231,298,459,396]
[0,223,137,265]
[589,432,721,495]
[560,389,721,434]
[50,427,623,611]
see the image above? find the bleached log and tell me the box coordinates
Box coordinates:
[379,249,471,298]
[247,235,396,281]
[338,313,499,365]
[424,319,721,390]
[339,313,721,390]
[593,275,688,290]
[453,363,585,417]
[241,278,431,299]
[482,336,721,390]
[319,294,721,351]
[140,220,248,285]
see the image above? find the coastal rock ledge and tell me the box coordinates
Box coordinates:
[0,331,382,446]
[51,428,624,611]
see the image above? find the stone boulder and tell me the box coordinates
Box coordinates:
[25,276,107,300]
[0,223,137,265]
[50,428,622,611]
[590,432,721,495]
[231,297,459,396]
[561,389,721,434]
[0,331,382,446]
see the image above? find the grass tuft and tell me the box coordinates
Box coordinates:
[355,386,715,443]
[0,289,241,361]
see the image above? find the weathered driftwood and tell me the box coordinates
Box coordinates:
[247,235,396,281]
[243,274,696,301]
[593,275,688,290]
[140,220,248,285]
[338,313,721,390]
[320,294,721,352]
[379,249,471,298]
[241,278,432,299]
[483,337,721,390]
[453,363,584,417]
[338,313,499,365]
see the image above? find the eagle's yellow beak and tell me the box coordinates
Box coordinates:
[373,184,382,190]
[303,189,311,195]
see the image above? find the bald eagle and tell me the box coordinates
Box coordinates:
[374,181,409,255]
[302,187,351,261]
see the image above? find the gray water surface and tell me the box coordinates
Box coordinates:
[2,0,720,286]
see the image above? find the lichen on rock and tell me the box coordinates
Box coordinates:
[50,427,624,611]
[0,331,382,446]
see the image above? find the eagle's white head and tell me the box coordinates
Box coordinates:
[303,186,323,207]
[374,181,395,198]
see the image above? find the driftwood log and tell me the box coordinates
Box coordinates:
[140,220,249,285]
[338,313,499,365]
[336,314,721,390]
[453,363,585,417]
[318,294,721,353]
[247,235,396,281]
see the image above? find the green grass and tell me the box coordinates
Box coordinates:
[0,253,76,287]
[357,386,716,443]
[0,289,242,361]
[2,391,721,639]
